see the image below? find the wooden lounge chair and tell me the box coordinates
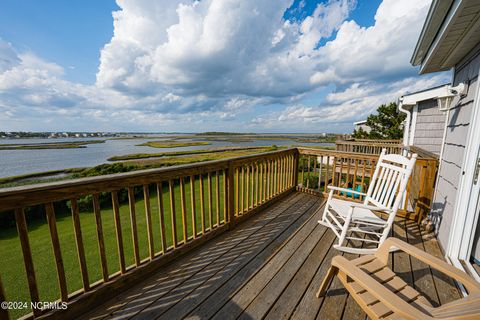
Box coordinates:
[317,237,480,319]
[319,149,417,254]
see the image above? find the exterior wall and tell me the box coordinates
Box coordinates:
[354,123,371,133]
[412,99,446,155]
[432,44,480,249]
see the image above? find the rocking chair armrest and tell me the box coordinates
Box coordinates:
[376,238,480,294]
[327,186,367,196]
[348,203,392,213]
[331,256,433,320]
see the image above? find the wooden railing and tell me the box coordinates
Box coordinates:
[402,146,438,223]
[0,149,297,320]
[296,147,437,223]
[335,139,403,154]
[0,146,436,319]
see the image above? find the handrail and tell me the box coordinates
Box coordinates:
[335,140,403,155]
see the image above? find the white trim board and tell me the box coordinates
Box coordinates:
[446,65,480,283]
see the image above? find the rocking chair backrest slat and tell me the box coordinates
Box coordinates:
[364,149,417,213]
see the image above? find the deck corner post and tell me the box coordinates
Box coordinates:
[293,148,300,189]
[227,162,236,230]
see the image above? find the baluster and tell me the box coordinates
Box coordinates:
[240,167,244,213]
[318,156,323,192]
[277,158,280,193]
[208,172,213,228]
[261,162,266,202]
[0,276,9,320]
[223,170,227,222]
[143,185,154,259]
[324,155,330,190]
[250,165,254,209]
[301,156,305,188]
[93,194,109,280]
[345,158,351,198]
[127,188,141,266]
[45,203,68,301]
[255,164,259,206]
[332,156,337,190]
[306,156,311,189]
[71,198,90,290]
[258,163,262,203]
[15,208,40,316]
[360,160,367,200]
[235,168,239,215]
[216,171,220,225]
[246,166,250,211]
[369,159,376,192]
[156,183,167,253]
[190,176,197,238]
[168,180,178,248]
[266,160,271,199]
[199,175,206,235]
[180,177,187,242]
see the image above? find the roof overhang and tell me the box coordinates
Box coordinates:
[400,84,450,107]
[353,120,367,125]
[411,0,480,74]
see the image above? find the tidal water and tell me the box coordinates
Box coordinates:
[0,136,332,178]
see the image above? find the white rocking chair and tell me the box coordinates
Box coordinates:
[319,149,417,254]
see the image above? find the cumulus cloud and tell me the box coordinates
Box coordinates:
[311,0,432,86]
[0,0,447,132]
[97,0,356,100]
[251,73,450,130]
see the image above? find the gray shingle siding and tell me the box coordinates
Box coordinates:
[412,99,446,155]
[432,44,480,249]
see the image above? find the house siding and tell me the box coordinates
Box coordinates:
[433,44,480,249]
[412,99,446,155]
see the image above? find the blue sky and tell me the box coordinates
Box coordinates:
[0,0,448,133]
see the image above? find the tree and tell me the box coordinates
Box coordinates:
[352,102,405,139]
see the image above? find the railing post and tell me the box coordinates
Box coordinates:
[293,149,300,189]
[227,161,236,230]
[0,275,9,320]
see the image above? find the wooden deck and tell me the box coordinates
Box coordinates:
[81,192,461,320]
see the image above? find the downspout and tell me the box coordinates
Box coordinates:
[397,98,411,211]
[398,98,411,147]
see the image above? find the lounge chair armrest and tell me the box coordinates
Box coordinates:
[327,186,367,196]
[331,256,432,320]
[376,238,480,294]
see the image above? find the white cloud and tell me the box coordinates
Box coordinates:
[251,73,450,130]
[0,0,446,132]
[311,0,432,86]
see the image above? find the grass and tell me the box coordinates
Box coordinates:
[123,147,282,168]
[0,176,229,319]
[137,140,211,148]
[107,146,266,161]
[0,140,105,150]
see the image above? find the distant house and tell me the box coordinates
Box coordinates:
[353,120,370,133]
[411,0,480,279]
[399,84,449,156]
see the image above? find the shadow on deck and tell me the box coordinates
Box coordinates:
[82,192,460,320]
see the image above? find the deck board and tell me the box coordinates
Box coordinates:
[81,192,461,320]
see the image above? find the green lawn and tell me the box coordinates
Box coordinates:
[0,175,227,319]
